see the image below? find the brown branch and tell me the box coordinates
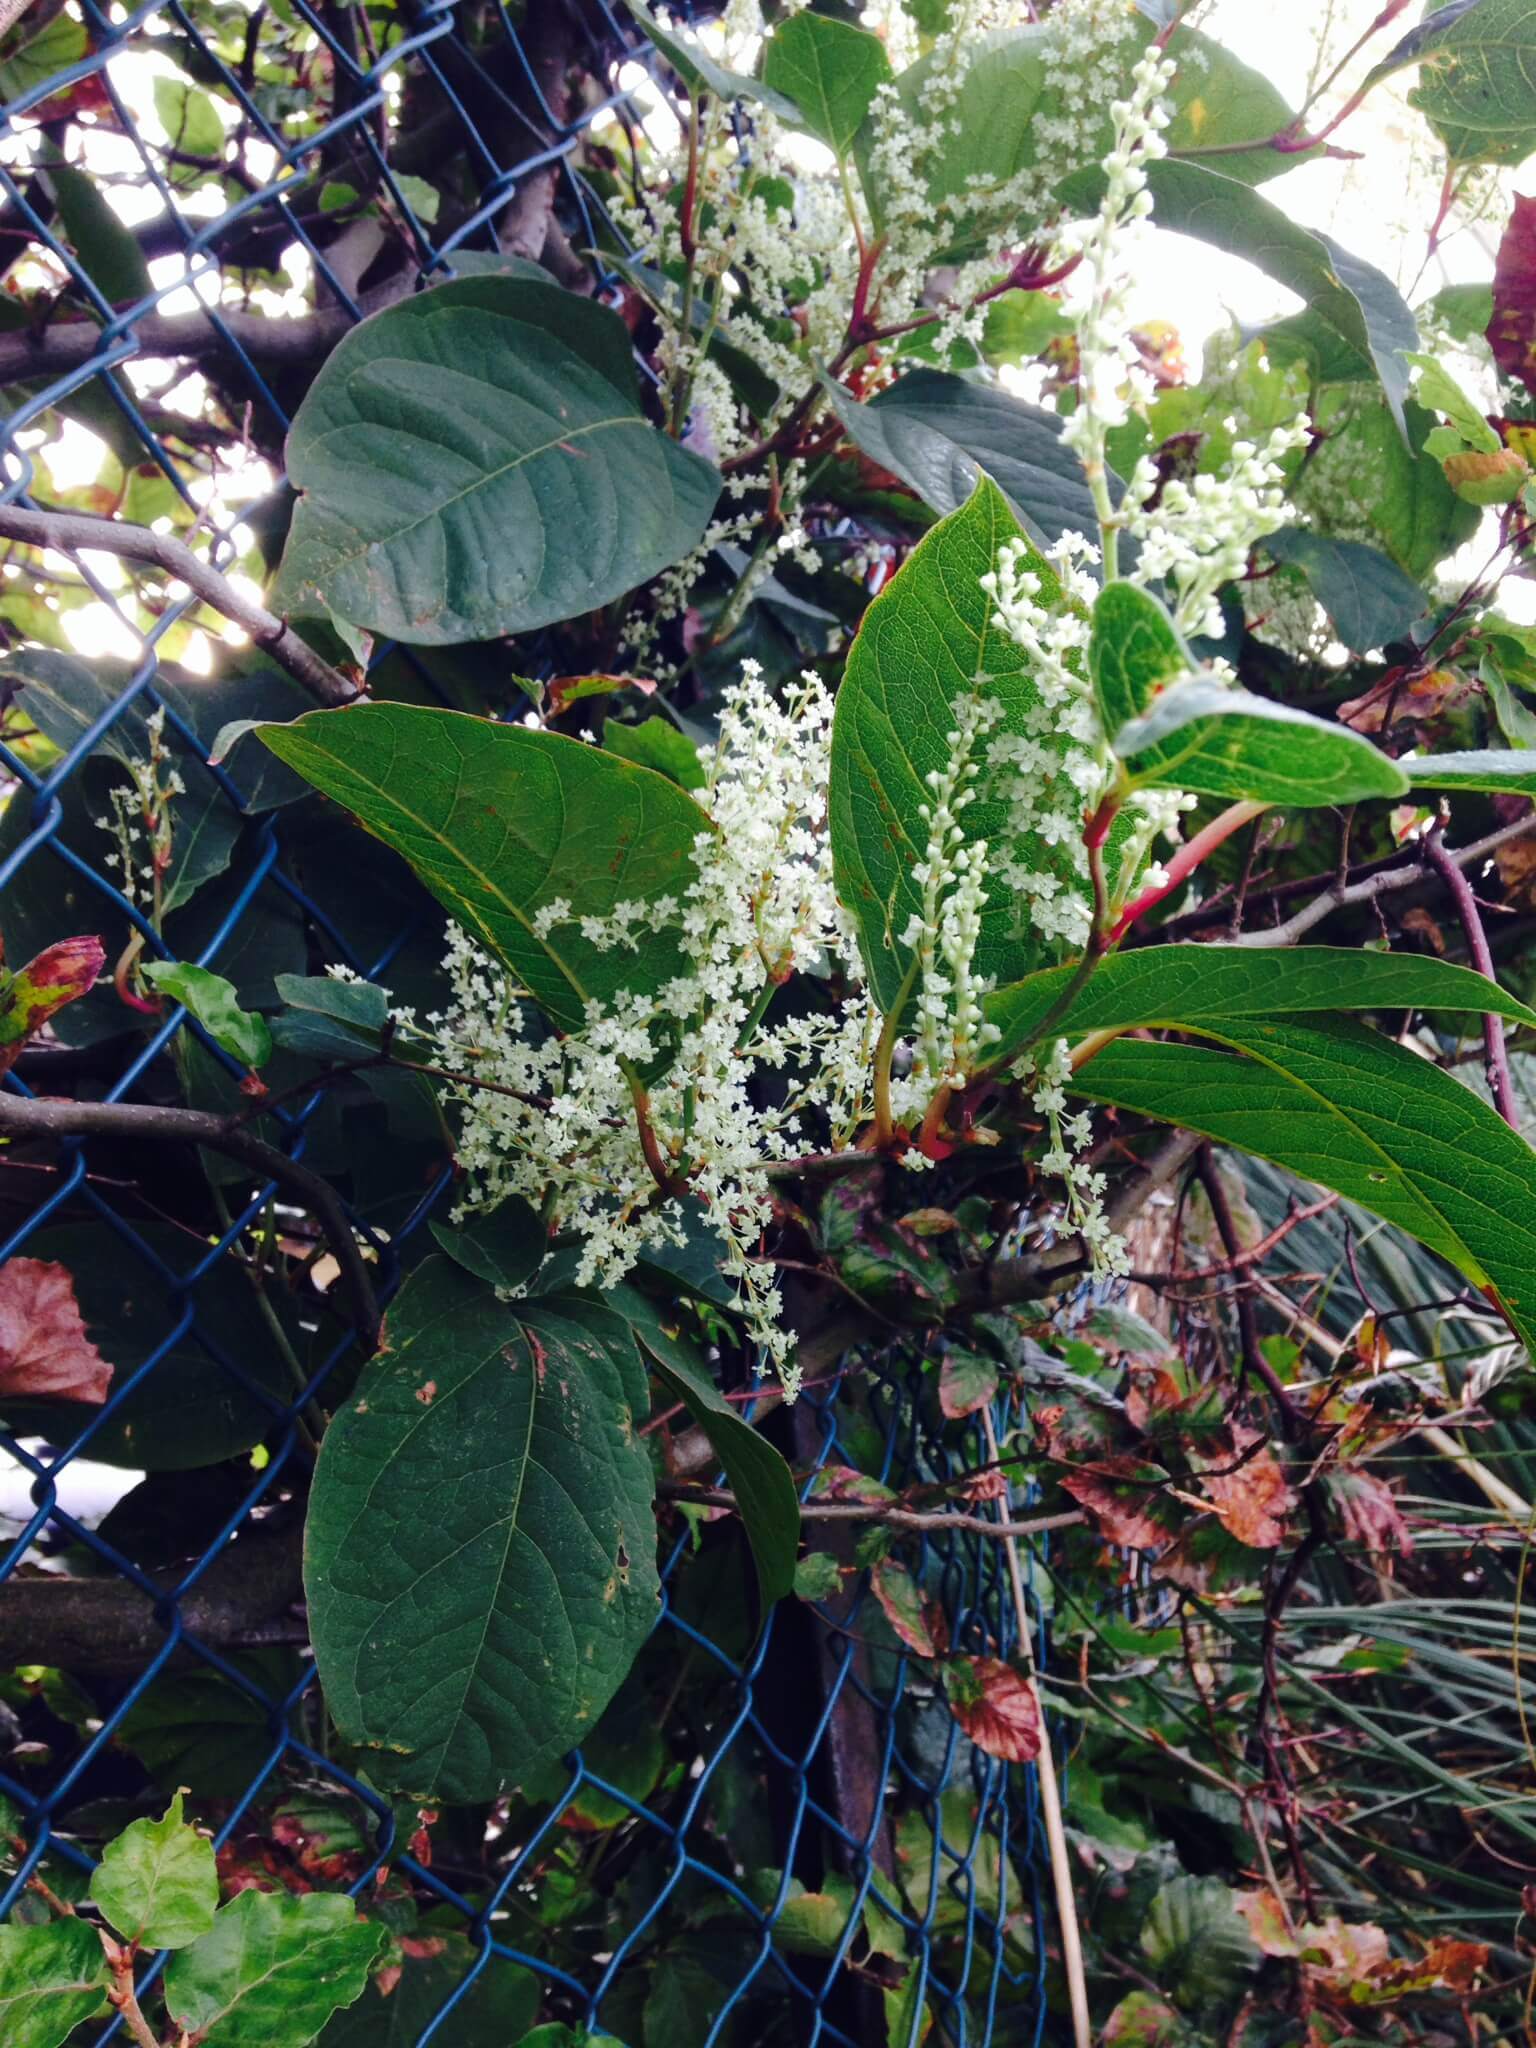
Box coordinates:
[0,506,359,708]
[661,1481,1083,1543]
[0,1092,379,1350]
[0,305,359,390]
[1421,823,1521,1129]
[1225,814,1536,949]
[1134,1191,1340,1288]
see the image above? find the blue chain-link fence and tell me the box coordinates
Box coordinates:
[0,2,1059,2038]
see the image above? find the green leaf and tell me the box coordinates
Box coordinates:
[270,973,390,1062]
[621,0,801,116]
[0,1919,110,2047]
[1405,348,1501,453]
[1070,1015,1536,1358]
[615,1286,799,1609]
[305,1261,659,1803]
[257,704,709,1035]
[985,943,1536,1068]
[165,1890,381,2048]
[429,1194,547,1294]
[140,960,272,1068]
[829,476,1091,1011]
[1063,160,1417,432]
[795,1551,843,1600]
[763,10,890,154]
[874,30,1044,236]
[270,276,719,643]
[1089,581,1190,734]
[315,1936,538,2048]
[1407,748,1536,794]
[1140,1877,1257,2013]
[1258,529,1426,654]
[1369,0,1536,165]
[40,156,152,308]
[1113,677,1409,805]
[605,714,707,791]
[393,173,440,224]
[153,74,224,157]
[821,369,1107,553]
[90,1790,217,1949]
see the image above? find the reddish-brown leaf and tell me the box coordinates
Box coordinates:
[0,1259,111,1404]
[812,1464,896,1505]
[1490,195,1536,399]
[938,1346,998,1420]
[944,1655,1041,1762]
[1060,1459,1173,1551]
[1199,1429,1294,1550]
[870,1559,948,1658]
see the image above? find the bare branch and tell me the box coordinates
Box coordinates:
[0,506,360,708]
[661,1482,1083,1543]
[0,1091,379,1349]
[1421,823,1521,1128]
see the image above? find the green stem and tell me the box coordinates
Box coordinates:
[872,954,921,1148]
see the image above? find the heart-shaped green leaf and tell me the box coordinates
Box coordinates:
[270,275,720,643]
[90,1790,218,1949]
[763,10,890,155]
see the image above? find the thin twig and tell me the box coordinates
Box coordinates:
[0,1091,379,1350]
[661,1481,1083,1543]
[0,506,359,708]
[1421,822,1521,1129]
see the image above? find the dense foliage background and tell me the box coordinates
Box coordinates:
[4,1,1536,2045]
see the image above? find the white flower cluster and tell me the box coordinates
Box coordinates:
[416,664,875,1398]
[95,706,182,918]
[1025,1035,1129,1275]
[1124,418,1311,639]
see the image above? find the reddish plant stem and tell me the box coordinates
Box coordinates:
[1111,799,1270,945]
[1421,823,1522,1130]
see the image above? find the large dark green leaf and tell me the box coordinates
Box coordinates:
[1407,748,1536,794]
[1114,677,1409,805]
[821,370,1106,554]
[1062,161,1417,432]
[164,1891,381,2048]
[0,1920,109,2048]
[985,943,1536,1067]
[762,10,890,154]
[41,157,152,307]
[1368,0,1536,165]
[1259,529,1427,653]
[829,476,1088,1011]
[269,276,720,643]
[258,704,708,1035]
[305,1261,659,1803]
[1071,1014,1536,1356]
[616,1286,799,1609]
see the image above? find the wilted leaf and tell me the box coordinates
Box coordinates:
[1197,1429,1293,1550]
[1058,1457,1173,1551]
[1330,1469,1414,1555]
[870,1559,947,1657]
[0,938,104,1076]
[944,1655,1041,1762]
[0,1259,111,1404]
[938,1346,999,1419]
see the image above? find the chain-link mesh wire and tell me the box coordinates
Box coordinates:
[0,3,1057,2038]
